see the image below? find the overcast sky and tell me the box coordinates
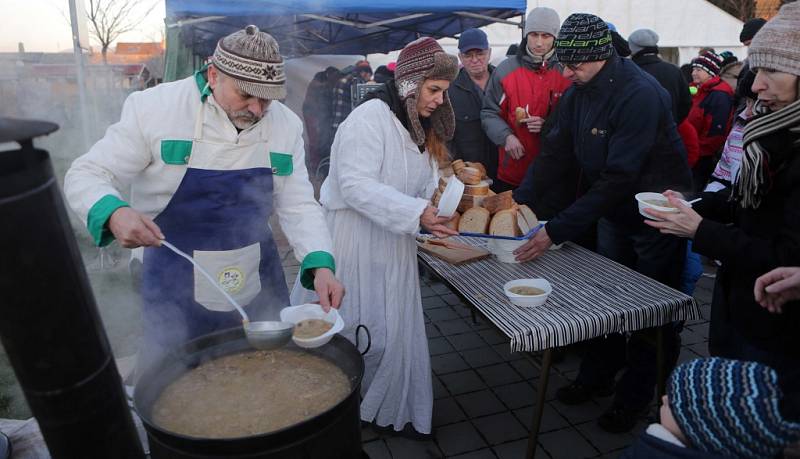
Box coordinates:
[1,0,166,53]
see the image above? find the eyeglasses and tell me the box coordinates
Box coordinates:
[563,62,584,72]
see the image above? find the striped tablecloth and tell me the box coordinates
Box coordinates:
[418,238,701,353]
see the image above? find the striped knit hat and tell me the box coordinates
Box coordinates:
[555,13,613,63]
[691,51,723,76]
[668,358,800,458]
[747,1,800,77]
[394,37,458,145]
[212,25,286,100]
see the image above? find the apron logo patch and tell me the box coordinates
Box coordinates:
[218,267,246,294]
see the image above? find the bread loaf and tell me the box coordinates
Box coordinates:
[438,177,448,193]
[444,211,461,232]
[451,159,466,175]
[465,162,487,179]
[458,207,490,234]
[490,209,521,237]
[483,190,515,214]
[440,166,455,178]
[458,167,482,185]
[517,205,539,234]
[457,194,486,213]
[432,189,442,207]
[463,180,490,196]
[515,106,527,125]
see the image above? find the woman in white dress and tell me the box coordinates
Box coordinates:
[291,37,458,437]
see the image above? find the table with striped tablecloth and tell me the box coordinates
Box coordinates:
[418,237,701,353]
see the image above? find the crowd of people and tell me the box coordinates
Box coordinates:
[63,2,800,457]
[301,58,397,177]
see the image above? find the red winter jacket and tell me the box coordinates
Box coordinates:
[677,119,700,167]
[481,46,571,186]
[686,76,734,158]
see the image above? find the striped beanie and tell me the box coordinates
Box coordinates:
[394,37,458,145]
[691,51,723,76]
[212,25,286,100]
[668,358,800,458]
[555,13,613,63]
[747,1,800,78]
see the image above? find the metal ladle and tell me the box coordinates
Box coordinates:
[160,240,294,350]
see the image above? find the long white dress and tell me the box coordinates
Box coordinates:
[291,98,437,433]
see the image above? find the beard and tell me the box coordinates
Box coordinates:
[228,110,262,129]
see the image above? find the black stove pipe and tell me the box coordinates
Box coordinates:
[0,118,144,458]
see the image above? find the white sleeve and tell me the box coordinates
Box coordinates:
[333,109,428,235]
[64,92,151,225]
[273,131,333,263]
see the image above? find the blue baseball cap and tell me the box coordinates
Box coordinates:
[458,28,489,53]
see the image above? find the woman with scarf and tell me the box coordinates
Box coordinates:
[291,37,458,437]
[645,2,800,420]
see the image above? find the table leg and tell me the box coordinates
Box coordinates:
[656,326,665,399]
[526,349,552,459]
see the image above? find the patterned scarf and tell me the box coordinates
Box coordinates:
[733,98,800,208]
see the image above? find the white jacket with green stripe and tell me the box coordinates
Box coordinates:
[64,72,334,287]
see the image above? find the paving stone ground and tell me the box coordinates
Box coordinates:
[274,220,716,459]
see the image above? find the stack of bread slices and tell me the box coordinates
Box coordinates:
[431,160,540,237]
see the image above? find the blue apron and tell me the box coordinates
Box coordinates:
[140,100,289,358]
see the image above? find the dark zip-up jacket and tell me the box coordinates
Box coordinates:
[449,66,498,180]
[632,51,691,124]
[541,56,692,244]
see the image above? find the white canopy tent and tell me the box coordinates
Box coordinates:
[372,0,748,67]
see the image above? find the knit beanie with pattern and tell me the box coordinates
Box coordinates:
[394,37,458,145]
[691,51,723,76]
[748,1,800,78]
[212,25,286,100]
[668,358,800,458]
[555,13,613,63]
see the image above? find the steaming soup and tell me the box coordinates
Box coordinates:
[509,286,546,296]
[293,319,333,340]
[152,349,350,438]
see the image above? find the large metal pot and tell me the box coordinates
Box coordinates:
[133,327,366,459]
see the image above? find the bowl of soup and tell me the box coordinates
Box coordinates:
[280,304,344,348]
[503,278,552,307]
[635,192,690,221]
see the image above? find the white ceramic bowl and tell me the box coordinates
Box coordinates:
[635,192,690,221]
[437,176,465,218]
[503,279,552,307]
[279,304,344,348]
[487,238,527,263]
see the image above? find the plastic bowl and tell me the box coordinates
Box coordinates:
[635,192,690,221]
[487,238,527,263]
[279,304,345,348]
[437,176,465,218]
[503,279,552,307]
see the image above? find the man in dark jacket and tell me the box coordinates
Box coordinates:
[628,29,691,125]
[449,28,498,180]
[515,13,693,433]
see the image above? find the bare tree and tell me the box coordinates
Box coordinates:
[85,0,158,63]
[708,0,756,20]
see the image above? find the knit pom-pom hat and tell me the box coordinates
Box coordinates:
[395,37,458,145]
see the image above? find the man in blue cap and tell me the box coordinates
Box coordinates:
[449,28,497,180]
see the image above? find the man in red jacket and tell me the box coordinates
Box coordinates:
[687,51,734,190]
[480,7,571,192]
